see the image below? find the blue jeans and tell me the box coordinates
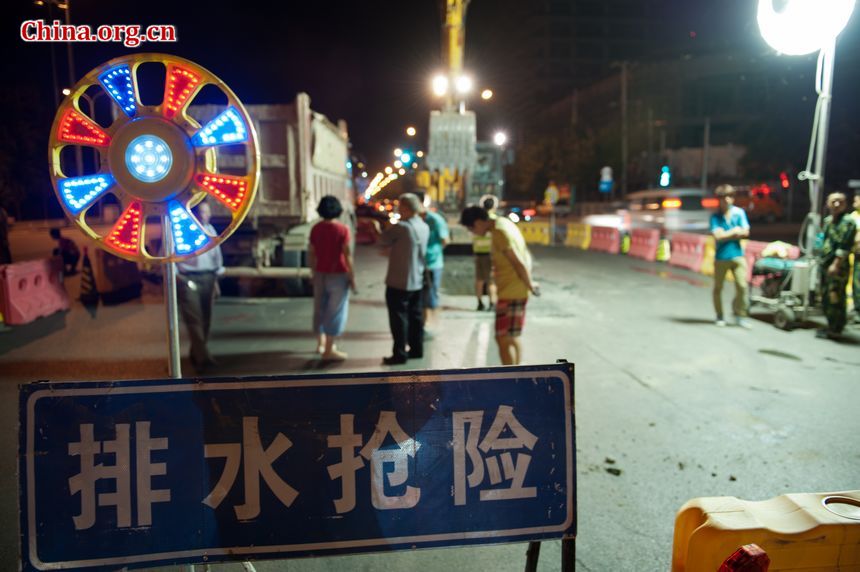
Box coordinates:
[425,267,443,309]
[313,273,350,336]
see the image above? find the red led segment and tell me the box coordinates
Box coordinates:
[163,64,201,119]
[58,109,111,147]
[196,174,249,212]
[105,201,143,255]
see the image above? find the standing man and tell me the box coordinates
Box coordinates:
[850,193,860,323]
[378,193,429,365]
[177,201,224,371]
[421,201,450,333]
[710,184,751,328]
[473,195,498,311]
[460,205,538,365]
[817,192,856,339]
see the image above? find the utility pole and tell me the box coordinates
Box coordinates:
[620,61,628,199]
[700,116,710,190]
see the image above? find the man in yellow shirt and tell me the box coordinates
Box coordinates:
[461,205,539,365]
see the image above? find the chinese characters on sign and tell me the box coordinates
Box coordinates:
[21,366,574,571]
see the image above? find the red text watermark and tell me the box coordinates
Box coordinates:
[21,20,176,48]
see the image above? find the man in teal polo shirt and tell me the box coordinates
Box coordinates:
[421,202,450,333]
[710,184,751,328]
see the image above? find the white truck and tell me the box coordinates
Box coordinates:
[190,93,354,294]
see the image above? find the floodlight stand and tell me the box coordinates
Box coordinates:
[163,214,182,379]
[798,41,836,255]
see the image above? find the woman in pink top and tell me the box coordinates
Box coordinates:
[308,196,356,361]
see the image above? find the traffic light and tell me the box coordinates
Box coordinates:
[659,165,671,188]
[779,171,790,189]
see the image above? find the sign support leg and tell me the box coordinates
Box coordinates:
[164,215,182,379]
[524,541,541,571]
[561,538,576,571]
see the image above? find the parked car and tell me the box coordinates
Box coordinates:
[623,188,717,235]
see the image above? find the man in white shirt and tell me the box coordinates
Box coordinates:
[177,201,224,371]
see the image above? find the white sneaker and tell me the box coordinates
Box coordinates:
[715,318,727,327]
[735,317,752,329]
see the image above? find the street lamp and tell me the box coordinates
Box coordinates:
[406,126,416,137]
[757,0,856,252]
[455,75,473,94]
[481,89,493,100]
[394,148,402,157]
[493,131,508,147]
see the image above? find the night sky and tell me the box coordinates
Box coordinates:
[3,0,859,194]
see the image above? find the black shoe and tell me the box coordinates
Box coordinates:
[815,328,840,340]
[408,351,423,359]
[382,355,408,365]
[477,301,485,311]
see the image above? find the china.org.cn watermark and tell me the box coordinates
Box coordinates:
[21,20,176,48]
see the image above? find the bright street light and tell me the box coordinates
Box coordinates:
[361,171,368,178]
[416,150,424,158]
[455,75,473,94]
[394,148,402,157]
[394,160,403,168]
[432,74,448,96]
[406,126,416,137]
[385,166,393,174]
[493,131,508,146]
[481,89,493,100]
[398,168,406,175]
[400,153,412,164]
[757,0,854,55]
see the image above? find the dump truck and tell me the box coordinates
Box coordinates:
[190,93,354,294]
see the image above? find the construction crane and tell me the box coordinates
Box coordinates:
[424,0,477,211]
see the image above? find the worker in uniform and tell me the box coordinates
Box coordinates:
[817,192,857,339]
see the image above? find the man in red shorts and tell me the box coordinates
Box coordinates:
[460,205,539,365]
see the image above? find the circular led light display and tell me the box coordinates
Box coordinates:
[125,134,173,183]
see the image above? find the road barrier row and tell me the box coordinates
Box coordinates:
[518,221,551,245]
[564,222,591,250]
[588,226,621,254]
[628,228,660,262]
[0,258,70,325]
[668,232,708,272]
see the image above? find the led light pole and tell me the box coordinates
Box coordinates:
[757,0,855,252]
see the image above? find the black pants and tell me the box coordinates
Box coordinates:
[385,286,424,360]
[178,271,217,365]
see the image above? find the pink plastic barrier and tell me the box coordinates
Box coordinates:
[744,240,801,285]
[589,226,621,254]
[668,233,707,272]
[0,258,70,325]
[628,228,660,262]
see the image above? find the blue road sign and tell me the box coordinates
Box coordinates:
[19,364,575,571]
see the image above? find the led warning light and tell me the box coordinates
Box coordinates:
[163,64,201,119]
[192,107,248,146]
[58,109,111,146]
[195,174,249,212]
[105,201,143,254]
[125,134,173,183]
[168,201,210,255]
[98,65,137,117]
[59,174,114,214]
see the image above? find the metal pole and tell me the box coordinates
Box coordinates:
[164,215,182,378]
[620,61,628,199]
[806,43,836,251]
[700,116,711,190]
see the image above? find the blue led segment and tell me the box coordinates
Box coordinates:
[167,201,211,255]
[58,174,114,214]
[192,107,248,146]
[98,65,137,117]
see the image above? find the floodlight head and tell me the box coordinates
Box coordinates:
[757,0,855,55]
[455,75,473,94]
[493,131,508,146]
[432,74,449,96]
